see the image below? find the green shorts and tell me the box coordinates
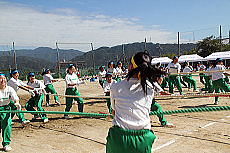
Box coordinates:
[106,126,156,153]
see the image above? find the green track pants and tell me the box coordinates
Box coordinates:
[199,73,205,85]
[106,126,156,153]
[9,100,26,122]
[161,77,169,90]
[45,84,59,104]
[0,105,12,147]
[213,78,230,103]
[182,76,197,90]
[168,76,183,95]
[105,92,112,114]
[151,99,167,125]
[25,94,47,119]
[65,88,84,112]
[202,76,214,93]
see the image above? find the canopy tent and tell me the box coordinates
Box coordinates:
[204,51,230,60]
[151,57,172,65]
[178,54,205,63]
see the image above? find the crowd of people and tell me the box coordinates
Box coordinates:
[0,52,230,152]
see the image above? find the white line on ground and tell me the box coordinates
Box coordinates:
[200,122,217,128]
[225,116,230,118]
[152,139,177,151]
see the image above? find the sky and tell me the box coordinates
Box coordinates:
[0,0,229,51]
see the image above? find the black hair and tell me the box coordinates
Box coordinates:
[105,73,113,78]
[172,56,178,61]
[108,61,115,68]
[10,69,17,77]
[126,52,167,95]
[66,65,75,74]
[213,58,223,68]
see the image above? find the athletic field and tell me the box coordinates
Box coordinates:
[8,76,230,153]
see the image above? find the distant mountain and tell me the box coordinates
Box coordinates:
[71,42,196,67]
[0,47,84,63]
[0,56,54,71]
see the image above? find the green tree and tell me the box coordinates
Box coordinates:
[197,36,221,57]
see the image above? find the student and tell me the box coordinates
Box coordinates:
[151,76,174,127]
[106,52,166,153]
[103,73,117,114]
[98,66,106,87]
[0,73,21,152]
[166,56,183,95]
[7,69,31,125]
[64,64,84,119]
[25,73,48,123]
[42,69,60,106]
[211,58,230,105]
[197,62,206,85]
[182,62,198,91]
[202,62,214,93]
[115,61,124,82]
[107,62,116,75]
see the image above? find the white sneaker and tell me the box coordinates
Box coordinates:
[43,118,49,123]
[194,89,199,92]
[64,115,70,119]
[162,122,175,128]
[22,120,30,126]
[55,101,61,106]
[214,101,218,105]
[3,145,12,152]
[46,103,50,107]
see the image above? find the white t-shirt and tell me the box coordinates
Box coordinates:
[27,79,46,95]
[167,62,181,73]
[7,77,27,92]
[43,74,54,85]
[98,71,106,81]
[65,73,81,88]
[103,80,117,93]
[107,68,116,74]
[205,67,212,76]
[211,65,226,81]
[183,66,193,73]
[116,67,123,75]
[197,65,206,71]
[111,78,155,130]
[0,86,19,106]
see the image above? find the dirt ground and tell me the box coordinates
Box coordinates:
[3,76,230,153]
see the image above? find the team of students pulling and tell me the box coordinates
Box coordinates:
[0,53,229,152]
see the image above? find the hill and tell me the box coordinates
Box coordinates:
[0,47,84,63]
[71,42,196,67]
[0,56,54,71]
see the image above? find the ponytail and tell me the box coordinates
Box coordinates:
[127,52,166,95]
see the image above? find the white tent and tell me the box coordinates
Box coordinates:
[178,54,205,63]
[204,51,230,60]
[151,57,172,65]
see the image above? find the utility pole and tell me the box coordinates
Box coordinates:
[56,42,61,78]
[219,25,222,51]
[12,42,17,69]
[229,30,230,44]
[122,44,125,64]
[177,32,180,56]
[90,43,95,75]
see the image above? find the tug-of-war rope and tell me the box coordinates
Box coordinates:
[46,92,230,99]
[0,106,229,118]
[0,92,229,118]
